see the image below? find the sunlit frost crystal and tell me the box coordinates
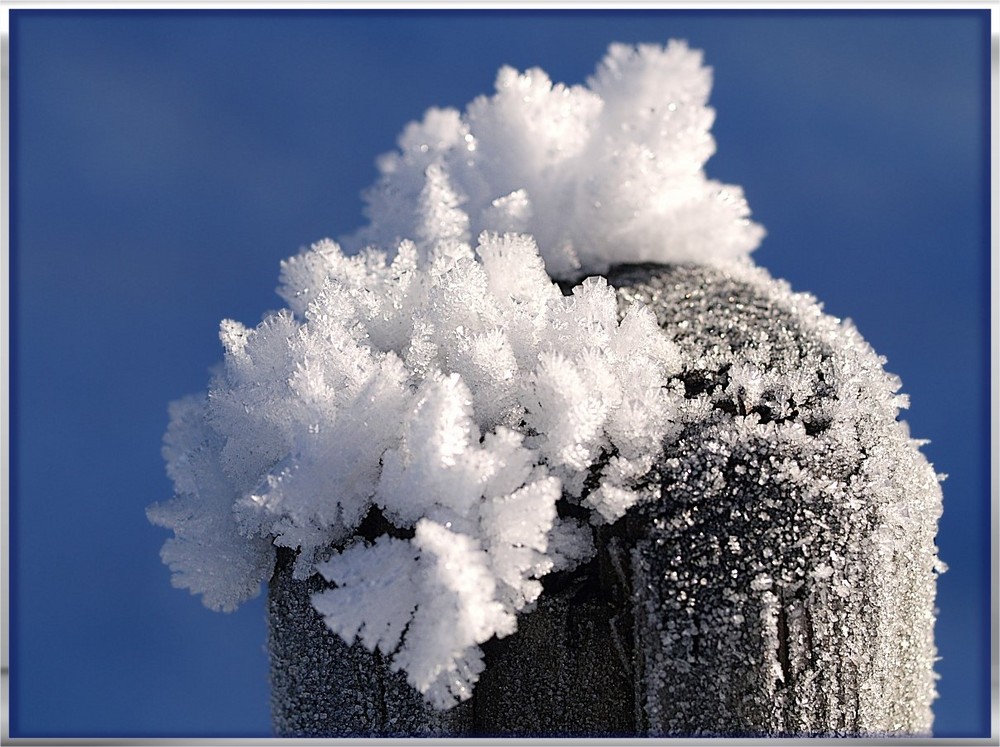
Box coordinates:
[148,227,678,704]
[346,41,764,278]
[148,41,942,737]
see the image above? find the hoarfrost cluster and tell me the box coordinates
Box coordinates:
[345,40,764,278]
[149,225,689,705]
[148,40,940,716]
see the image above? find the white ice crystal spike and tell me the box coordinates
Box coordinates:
[313,536,421,655]
[478,190,532,235]
[479,476,560,609]
[376,374,484,527]
[398,107,468,159]
[612,301,682,372]
[575,348,621,414]
[588,41,715,165]
[726,361,768,412]
[418,163,472,259]
[160,395,212,498]
[312,526,511,708]
[342,41,763,278]
[209,389,291,495]
[605,394,675,461]
[465,65,602,196]
[392,520,515,704]
[447,328,522,431]
[148,490,275,612]
[419,647,487,711]
[149,395,275,612]
[265,355,412,545]
[352,107,470,254]
[363,240,424,353]
[277,238,362,318]
[590,42,710,112]
[476,427,537,499]
[410,373,477,469]
[304,279,363,330]
[583,483,641,525]
[402,318,440,383]
[219,309,299,387]
[583,452,662,525]
[570,276,619,335]
[475,232,560,310]
[425,264,500,354]
[472,234,560,371]
[524,351,608,478]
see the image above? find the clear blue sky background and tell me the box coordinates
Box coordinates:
[8,9,992,738]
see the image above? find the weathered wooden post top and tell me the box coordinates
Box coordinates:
[149,42,943,738]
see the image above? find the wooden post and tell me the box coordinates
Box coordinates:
[268,262,942,737]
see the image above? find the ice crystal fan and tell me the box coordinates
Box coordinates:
[148,42,943,737]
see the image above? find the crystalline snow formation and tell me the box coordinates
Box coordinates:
[148,229,684,705]
[344,41,765,279]
[148,41,942,731]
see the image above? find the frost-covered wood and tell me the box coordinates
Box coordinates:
[267,262,942,737]
[613,263,941,736]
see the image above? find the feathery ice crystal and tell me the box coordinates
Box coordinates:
[151,42,778,707]
[345,41,764,279]
[150,231,684,706]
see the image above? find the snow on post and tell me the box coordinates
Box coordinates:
[148,42,943,737]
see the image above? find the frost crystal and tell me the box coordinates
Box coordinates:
[149,224,682,704]
[346,41,764,278]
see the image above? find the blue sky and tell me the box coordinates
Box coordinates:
[8,8,992,737]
